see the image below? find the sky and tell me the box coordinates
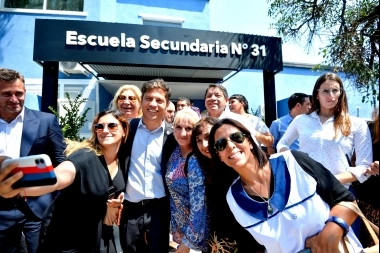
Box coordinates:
[209,0,325,65]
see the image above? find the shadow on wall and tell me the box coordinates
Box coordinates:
[0,14,13,63]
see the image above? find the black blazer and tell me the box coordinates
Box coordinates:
[119,118,175,196]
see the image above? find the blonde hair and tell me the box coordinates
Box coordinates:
[65,110,129,156]
[109,85,142,117]
[173,107,200,127]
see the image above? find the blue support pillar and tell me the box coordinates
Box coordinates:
[263,70,277,127]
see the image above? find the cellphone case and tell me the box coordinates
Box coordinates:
[2,154,57,189]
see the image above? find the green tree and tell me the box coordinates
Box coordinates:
[49,93,91,141]
[267,0,379,104]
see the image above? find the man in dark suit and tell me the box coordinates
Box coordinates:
[118,78,176,253]
[0,68,66,253]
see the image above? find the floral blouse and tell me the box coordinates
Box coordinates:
[165,145,209,252]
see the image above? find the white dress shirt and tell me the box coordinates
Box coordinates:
[125,119,166,202]
[0,109,24,158]
[277,111,373,184]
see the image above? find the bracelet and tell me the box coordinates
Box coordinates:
[325,216,349,237]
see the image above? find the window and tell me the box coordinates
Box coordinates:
[139,13,184,28]
[143,20,182,28]
[4,0,84,12]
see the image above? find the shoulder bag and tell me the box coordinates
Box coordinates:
[338,202,379,253]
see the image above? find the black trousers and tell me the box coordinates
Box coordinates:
[119,197,170,253]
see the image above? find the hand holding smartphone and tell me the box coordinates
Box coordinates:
[0,154,57,189]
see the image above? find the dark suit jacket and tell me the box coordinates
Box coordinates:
[0,107,66,220]
[119,118,175,197]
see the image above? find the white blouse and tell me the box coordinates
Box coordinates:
[277,111,373,184]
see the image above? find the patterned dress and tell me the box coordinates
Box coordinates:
[165,146,209,252]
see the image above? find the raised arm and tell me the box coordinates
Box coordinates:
[22,161,76,197]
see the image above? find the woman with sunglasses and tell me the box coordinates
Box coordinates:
[208,118,363,252]
[11,110,128,253]
[165,108,209,253]
[109,84,142,120]
[191,117,264,253]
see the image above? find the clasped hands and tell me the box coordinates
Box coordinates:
[364,161,379,176]
[103,192,124,226]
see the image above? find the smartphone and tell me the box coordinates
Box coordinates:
[1,154,57,189]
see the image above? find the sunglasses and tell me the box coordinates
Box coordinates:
[118,95,138,103]
[214,132,246,151]
[94,123,119,133]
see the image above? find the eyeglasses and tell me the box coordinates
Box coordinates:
[118,95,138,103]
[214,132,246,151]
[174,125,193,133]
[94,123,119,133]
[317,88,342,96]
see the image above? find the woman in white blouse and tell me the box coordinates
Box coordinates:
[277,73,375,187]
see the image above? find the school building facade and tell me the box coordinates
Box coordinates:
[0,0,375,138]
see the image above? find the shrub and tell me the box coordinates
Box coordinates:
[49,93,91,141]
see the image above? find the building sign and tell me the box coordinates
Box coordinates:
[34,19,283,71]
[66,32,268,57]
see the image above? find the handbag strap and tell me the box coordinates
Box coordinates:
[337,201,379,245]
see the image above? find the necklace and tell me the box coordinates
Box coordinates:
[241,169,273,215]
[318,113,332,120]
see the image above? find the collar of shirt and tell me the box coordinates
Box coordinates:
[137,118,165,133]
[285,113,294,124]
[310,110,335,121]
[0,107,25,124]
[310,111,319,119]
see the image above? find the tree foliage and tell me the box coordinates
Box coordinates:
[5,0,84,11]
[267,0,379,104]
[49,93,91,141]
